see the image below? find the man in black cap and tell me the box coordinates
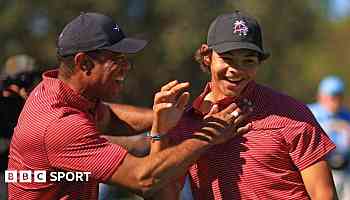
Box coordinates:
[154,11,338,199]
[7,12,247,199]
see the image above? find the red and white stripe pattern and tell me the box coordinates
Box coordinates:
[8,70,127,200]
[169,81,335,200]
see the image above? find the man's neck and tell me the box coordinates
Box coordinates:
[58,73,97,103]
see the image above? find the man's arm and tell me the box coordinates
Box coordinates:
[108,137,210,197]
[301,160,338,200]
[102,135,150,157]
[96,103,153,136]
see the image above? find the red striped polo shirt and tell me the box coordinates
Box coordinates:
[8,70,128,200]
[169,81,335,200]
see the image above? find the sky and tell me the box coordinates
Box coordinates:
[330,0,350,20]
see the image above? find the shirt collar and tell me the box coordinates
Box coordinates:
[42,69,97,113]
[191,81,256,115]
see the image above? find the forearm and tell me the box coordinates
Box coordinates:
[147,135,181,199]
[103,135,150,157]
[149,133,171,155]
[106,103,153,136]
[138,138,210,196]
[301,161,338,200]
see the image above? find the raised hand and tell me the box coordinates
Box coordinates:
[151,80,190,134]
[195,99,253,145]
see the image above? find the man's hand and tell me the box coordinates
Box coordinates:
[152,80,190,134]
[196,100,253,145]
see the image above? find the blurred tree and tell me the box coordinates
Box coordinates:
[3,0,350,199]
[120,0,350,107]
[0,0,350,108]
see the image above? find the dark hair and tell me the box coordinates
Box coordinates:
[57,50,123,79]
[194,46,265,73]
[57,53,76,80]
[194,46,212,72]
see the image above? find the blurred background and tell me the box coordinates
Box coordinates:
[2,0,350,199]
[1,0,350,106]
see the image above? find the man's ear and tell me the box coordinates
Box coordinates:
[74,52,94,75]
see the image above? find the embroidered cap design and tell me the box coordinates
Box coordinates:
[233,20,248,36]
[113,24,120,31]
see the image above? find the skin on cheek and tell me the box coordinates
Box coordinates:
[211,67,257,99]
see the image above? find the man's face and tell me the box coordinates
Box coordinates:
[209,49,260,101]
[319,93,344,113]
[86,50,131,101]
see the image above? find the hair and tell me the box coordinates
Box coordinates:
[194,46,265,73]
[57,50,103,80]
[194,46,212,72]
[57,53,76,80]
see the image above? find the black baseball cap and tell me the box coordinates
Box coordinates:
[57,12,148,56]
[207,11,270,60]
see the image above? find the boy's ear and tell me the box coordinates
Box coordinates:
[201,44,211,67]
[203,54,211,66]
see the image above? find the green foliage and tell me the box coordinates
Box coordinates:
[1,0,350,107]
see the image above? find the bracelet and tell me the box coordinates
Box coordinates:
[146,132,167,141]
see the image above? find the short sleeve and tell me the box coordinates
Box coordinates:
[45,111,128,182]
[286,121,336,171]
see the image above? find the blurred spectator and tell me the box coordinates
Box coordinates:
[1,54,40,99]
[0,54,40,199]
[308,75,350,199]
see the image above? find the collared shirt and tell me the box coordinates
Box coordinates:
[8,70,128,200]
[169,81,335,200]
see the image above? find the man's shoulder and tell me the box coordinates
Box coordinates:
[45,107,96,137]
[255,84,309,113]
[254,84,316,128]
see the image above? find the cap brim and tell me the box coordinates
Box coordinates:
[101,38,148,54]
[211,42,270,60]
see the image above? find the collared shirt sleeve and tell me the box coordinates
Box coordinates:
[286,120,336,171]
[45,111,128,182]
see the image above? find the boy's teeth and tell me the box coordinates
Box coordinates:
[115,77,125,81]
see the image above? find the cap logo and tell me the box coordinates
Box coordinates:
[113,24,120,31]
[233,20,248,36]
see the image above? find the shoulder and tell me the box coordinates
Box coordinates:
[254,84,315,124]
[45,108,97,145]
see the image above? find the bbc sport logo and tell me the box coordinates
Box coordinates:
[5,170,91,183]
